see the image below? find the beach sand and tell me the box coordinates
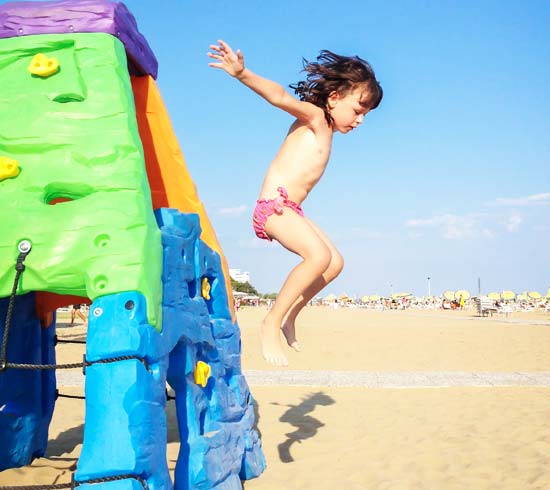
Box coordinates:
[1,306,550,489]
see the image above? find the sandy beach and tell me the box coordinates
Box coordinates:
[2,306,550,489]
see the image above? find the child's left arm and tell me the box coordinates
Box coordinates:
[208,39,245,78]
[208,40,324,127]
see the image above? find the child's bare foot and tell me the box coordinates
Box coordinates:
[260,318,288,366]
[282,319,301,352]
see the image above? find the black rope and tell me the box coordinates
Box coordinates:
[0,485,71,490]
[56,390,85,400]
[3,355,149,372]
[0,473,148,490]
[55,390,174,402]
[0,246,31,372]
[55,336,86,345]
[4,362,84,371]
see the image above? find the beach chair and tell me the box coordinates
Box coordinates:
[474,297,498,317]
[497,303,513,320]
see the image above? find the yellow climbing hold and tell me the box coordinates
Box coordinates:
[201,277,211,301]
[0,156,20,180]
[194,361,211,388]
[28,53,59,77]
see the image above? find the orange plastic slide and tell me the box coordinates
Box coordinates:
[132,75,235,321]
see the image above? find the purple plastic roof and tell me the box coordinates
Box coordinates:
[0,0,158,78]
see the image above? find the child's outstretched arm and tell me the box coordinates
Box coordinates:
[208,40,323,125]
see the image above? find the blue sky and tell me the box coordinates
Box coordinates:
[15,0,547,297]
[120,0,549,297]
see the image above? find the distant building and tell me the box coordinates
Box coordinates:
[229,268,250,284]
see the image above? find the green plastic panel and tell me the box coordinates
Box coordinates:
[0,33,162,329]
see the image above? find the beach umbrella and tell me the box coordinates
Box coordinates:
[516,292,527,301]
[325,294,336,302]
[501,291,515,300]
[392,292,412,299]
[528,291,542,299]
[369,294,381,301]
[443,291,455,301]
[546,289,550,298]
[455,289,470,300]
[487,292,501,300]
[361,296,370,303]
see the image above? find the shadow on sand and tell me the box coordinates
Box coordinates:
[275,391,335,463]
[46,423,83,461]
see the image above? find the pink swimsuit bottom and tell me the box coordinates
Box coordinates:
[252,186,305,241]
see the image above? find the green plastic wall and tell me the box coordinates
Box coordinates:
[0,33,162,328]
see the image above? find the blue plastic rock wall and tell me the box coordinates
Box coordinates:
[0,292,56,470]
[0,209,264,488]
[158,208,265,490]
[74,209,264,490]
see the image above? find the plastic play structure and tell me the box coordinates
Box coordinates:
[0,1,265,489]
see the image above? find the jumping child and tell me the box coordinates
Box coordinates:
[208,40,382,366]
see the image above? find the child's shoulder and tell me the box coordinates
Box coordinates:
[287,119,331,140]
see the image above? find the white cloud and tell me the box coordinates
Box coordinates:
[218,204,247,217]
[491,193,550,207]
[237,237,275,249]
[406,213,480,239]
[504,213,522,232]
[405,212,519,239]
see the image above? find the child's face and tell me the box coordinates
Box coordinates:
[327,87,371,133]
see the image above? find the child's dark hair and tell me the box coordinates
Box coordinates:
[290,50,383,125]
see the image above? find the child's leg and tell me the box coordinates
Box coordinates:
[261,210,332,366]
[77,310,87,325]
[281,218,344,350]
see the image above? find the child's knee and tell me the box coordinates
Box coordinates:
[307,245,331,272]
[330,252,344,278]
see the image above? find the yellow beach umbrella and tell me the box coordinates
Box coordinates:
[361,296,370,303]
[455,289,470,300]
[528,291,542,299]
[546,288,550,298]
[369,295,381,301]
[443,291,455,300]
[517,293,527,301]
[325,294,336,302]
[501,290,515,300]
[487,292,501,300]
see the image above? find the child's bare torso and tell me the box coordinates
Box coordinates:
[259,119,333,205]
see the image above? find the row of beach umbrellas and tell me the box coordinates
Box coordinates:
[325,289,550,303]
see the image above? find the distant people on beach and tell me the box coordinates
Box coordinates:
[208,39,383,366]
[70,303,87,326]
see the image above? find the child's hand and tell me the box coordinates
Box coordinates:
[208,39,245,78]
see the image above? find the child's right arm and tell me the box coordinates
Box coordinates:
[208,40,324,126]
